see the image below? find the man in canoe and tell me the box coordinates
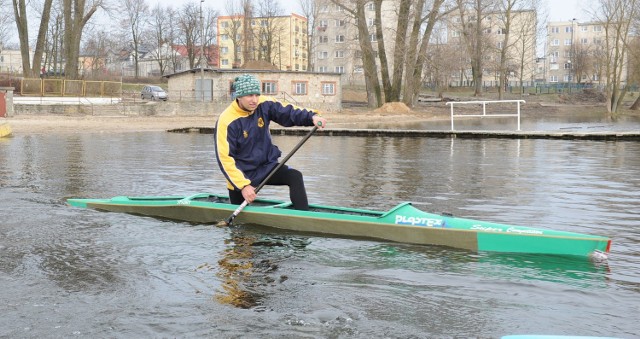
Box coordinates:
[214,74,327,210]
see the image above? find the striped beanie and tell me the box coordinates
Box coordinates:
[233,74,261,98]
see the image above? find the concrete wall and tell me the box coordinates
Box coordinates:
[14,101,225,117]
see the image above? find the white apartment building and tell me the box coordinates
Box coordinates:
[544,20,622,85]
[313,0,398,86]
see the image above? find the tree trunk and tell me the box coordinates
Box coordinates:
[374,0,392,102]
[63,0,100,79]
[388,0,412,103]
[404,0,444,107]
[354,1,381,108]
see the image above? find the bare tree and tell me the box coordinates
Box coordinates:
[222,1,247,68]
[0,0,14,49]
[424,37,462,96]
[332,0,381,108]
[592,0,638,114]
[403,0,453,107]
[44,6,64,75]
[120,0,148,79]
[456,0,499,96]
[298,0,320,71]
[254,0,286,65]
[628,20,640,110]
[147,4,171,76]
[81,29,110,76]
[12,0,53,77]
[572,41,593,83]
[176,2,201,69]
[62,0,102,79]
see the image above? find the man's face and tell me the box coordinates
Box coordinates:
[237,94,260,112]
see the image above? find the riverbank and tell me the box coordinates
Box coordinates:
[3,95,639,134]
[1,106,442,134]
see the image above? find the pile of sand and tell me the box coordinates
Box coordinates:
[373,102,413,114]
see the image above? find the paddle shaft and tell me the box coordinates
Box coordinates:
[221,125,318,225]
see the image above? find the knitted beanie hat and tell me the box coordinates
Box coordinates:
[233,74,261,98]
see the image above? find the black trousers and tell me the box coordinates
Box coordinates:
[228,166,309,210]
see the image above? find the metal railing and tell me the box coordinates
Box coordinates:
[447,100,525,131]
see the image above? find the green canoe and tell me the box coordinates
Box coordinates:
[67,193,611,259]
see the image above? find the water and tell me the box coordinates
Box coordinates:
[1,131,639,338]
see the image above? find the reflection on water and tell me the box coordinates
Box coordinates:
[214,228,310,309]
[1,131,639,337]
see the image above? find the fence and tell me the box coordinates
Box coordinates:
[446,100,525,131]
[19,78,122,97]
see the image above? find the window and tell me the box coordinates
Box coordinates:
[565,26,572,33]
[564,75,573,82]
[367,3,374,10]
[220,47,229,54]
[452,30,460,37]
[335,50,345,58]
[594,26,602,32]
[551,39,560,46]
[369,34,377,42]
[581,26,588,32]
[497,41,503,49]
[318,51,328,59]
[368,18,375,27]
[318,35,328,43]
[336,35,345,42]
[293,82,307,95]
[321,82,336,95]
[318,66,328,72]
[221,21,229,28]
[221,34,229,41]
[262,81,277,94]
[550,27,559,33]
[221,59,229,66]
[564,63,572,69]
[319,20,328,28]
[497,28,507,34]
[335,66,344,73]
[581,38,589,44]
[564,39,572,46]
[335,19,346,27]
[550,75,558,82]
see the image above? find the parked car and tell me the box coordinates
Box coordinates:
[141,85,168,101]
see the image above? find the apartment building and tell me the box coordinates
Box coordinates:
[446,10,537,87]
[217,13,309,72]
[313,0,398,85]
[544,20,620,84]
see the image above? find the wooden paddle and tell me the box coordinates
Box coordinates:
[216,124,319,227]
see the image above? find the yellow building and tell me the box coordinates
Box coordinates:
[217,13,308,72]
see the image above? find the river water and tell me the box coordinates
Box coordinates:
[1,129,639,338]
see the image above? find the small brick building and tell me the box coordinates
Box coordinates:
[165,68,342,112]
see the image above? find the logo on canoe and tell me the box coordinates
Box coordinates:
[395,215,446,228]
